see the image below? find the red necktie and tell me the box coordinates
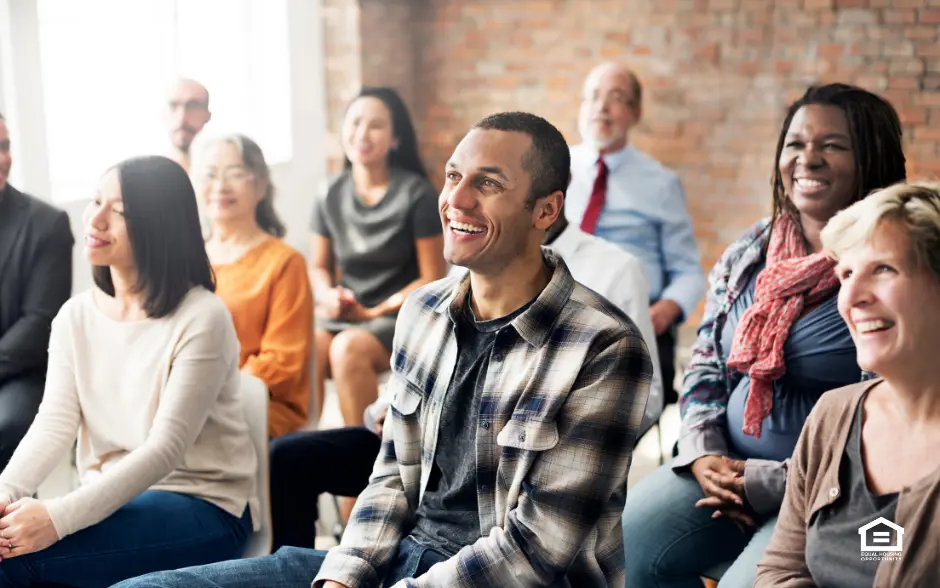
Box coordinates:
[580,158,608,234]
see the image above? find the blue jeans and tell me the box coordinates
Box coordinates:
[113,536,448,588]
[622,459,778,588]
[0,491,251,588]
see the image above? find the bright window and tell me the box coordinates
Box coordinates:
[36,0,292,203]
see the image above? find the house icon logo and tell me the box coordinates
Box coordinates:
[859,517,904,552]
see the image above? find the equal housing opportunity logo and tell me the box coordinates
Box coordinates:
[859,517,904,562]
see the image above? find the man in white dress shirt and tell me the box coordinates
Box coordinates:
[542,210,663,431]
[566,62,705,407]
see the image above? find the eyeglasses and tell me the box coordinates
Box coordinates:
[200,169,254,185]
[582,90,637,108]
[169,99,209,112]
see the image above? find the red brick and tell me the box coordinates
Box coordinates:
[335,0,940,326]
[915,92,940,106]
[906,26,939,41]
[924,74,940,90]
[916,42,940,57]
[884,40,915,55]
[819,10,839,24]
[883,8,916,23]
[817,43,848,57]
[914,127,940,141]
[895,105,927,125]
[920,8,940,23]
[888,57,926,74]
[887,71,921,88]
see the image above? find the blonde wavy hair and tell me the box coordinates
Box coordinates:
[821,181,940,281]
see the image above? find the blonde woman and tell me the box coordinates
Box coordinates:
[756,182,940,587]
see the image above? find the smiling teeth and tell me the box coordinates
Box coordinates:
[856,319,894,333]
[796,178,827,189]
[450,221,485,233]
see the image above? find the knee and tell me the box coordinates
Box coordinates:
[329,331,373,374]
[314,329,332,356]
[269,435,308,480]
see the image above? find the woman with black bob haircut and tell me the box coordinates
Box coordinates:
[0,156,258,587]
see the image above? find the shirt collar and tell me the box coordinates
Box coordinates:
[434,248,576,348]
[548,223,584,257]
[577,143,633,172]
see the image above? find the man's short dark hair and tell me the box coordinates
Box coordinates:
[472,112,570,208]
[93,156,215,318]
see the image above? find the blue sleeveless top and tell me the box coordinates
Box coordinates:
[722,260,861,461]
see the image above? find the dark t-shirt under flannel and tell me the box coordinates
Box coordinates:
[408,297,532,557]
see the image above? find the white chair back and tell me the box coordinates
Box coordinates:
[240,373,273,558]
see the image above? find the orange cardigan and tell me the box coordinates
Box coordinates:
[213,237,313,437]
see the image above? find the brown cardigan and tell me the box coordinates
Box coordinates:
[755,379,940,588]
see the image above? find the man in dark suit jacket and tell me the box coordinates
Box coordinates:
[0,114,73,470]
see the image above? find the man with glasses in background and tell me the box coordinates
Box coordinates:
[567,62,705,415]
[166,78,212,174]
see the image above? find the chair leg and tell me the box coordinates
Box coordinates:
[657,420,666,466]
[331,495,346,543]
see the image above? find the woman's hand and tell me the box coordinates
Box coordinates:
[317,287,356,320]
[316,288,343,320]
[0,498,59,559]
[692,457,755,528]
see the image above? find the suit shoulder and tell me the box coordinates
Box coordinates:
[15,189,69,231]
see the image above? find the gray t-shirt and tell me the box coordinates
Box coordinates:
[408,297,533,557]
[806,390,899,588]
[310,167,441,308]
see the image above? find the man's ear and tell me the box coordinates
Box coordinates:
[534,191,564,231]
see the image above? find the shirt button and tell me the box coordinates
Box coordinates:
[481,422,489,430]
[519,432,526,442]
[493,354,503,363]
[481,485,489,492]
[829,487,839,498]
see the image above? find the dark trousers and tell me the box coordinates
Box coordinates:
[0,491,251,588]
[656,326,678,407]
[0,371,43,471]
[270,426,381,551]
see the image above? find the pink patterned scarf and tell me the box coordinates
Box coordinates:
[726,214,840,438]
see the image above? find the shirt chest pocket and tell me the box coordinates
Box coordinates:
[495,418,560,495]
[388,375,425,469]
[390,376,423,417]
[496,419,559,452]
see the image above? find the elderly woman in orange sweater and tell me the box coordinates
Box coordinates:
[197,134,314,438]
[755,182,940,587]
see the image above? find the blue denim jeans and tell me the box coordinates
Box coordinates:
[0,490,251,588]
[113,536,448,588]
[621,459,778,588]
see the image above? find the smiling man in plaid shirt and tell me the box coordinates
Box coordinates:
[115,112,653,588]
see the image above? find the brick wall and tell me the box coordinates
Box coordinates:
[320,0,418,175]
[321,0,362,175]
[326,0,940,321]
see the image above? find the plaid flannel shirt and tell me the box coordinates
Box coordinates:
[313,249,653,588]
